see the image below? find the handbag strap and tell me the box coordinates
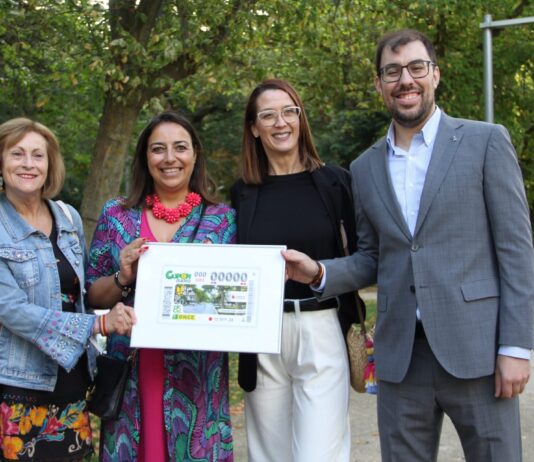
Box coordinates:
[354,295,367,336]
[58,201,104,349]
[90,336,105,354]
[56,200,73,224]
[56,200,82,248]
[340,221,367,335]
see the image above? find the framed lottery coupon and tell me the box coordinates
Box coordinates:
[130,243,286,353]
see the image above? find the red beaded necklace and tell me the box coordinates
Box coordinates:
[145,192,202,224]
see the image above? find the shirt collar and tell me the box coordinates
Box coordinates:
[386,106,442,152]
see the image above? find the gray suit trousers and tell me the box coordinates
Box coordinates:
[378,336,521,462]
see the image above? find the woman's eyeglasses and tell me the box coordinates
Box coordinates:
[256,106,301,127]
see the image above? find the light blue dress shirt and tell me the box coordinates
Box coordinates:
[386,107,440,236]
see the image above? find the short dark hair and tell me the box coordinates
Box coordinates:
[0,117,65,198]
[124,111,216,208]
[375,29,437,75]
[241,79,322,184]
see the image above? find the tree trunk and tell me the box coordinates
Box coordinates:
[80,96,144,243]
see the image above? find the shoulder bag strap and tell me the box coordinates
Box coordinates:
[340,220,366,334]
[56,200,73,224]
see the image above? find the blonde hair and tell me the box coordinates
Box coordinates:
[0,117,65,198]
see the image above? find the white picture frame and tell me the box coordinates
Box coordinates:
[130,242,286,353]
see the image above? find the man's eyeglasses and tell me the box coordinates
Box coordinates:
[379,59,435,83]
[256,106,301,127]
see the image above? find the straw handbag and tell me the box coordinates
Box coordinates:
[339,221,377,393]
[346,296,376,394]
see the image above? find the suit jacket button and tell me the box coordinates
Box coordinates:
[411,244,419,251]
[410,285,416,293]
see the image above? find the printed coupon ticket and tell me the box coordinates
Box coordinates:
[159,267,258,326]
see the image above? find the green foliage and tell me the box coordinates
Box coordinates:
[0,0,105,207]
[314,110,390,167]
[0,0,532,210]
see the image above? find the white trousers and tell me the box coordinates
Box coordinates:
[245,307,351,462]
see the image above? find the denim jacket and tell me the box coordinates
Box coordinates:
[0,193,97,391]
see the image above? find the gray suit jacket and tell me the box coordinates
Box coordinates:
[323,113,534,383]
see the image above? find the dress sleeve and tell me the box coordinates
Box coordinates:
[86,201,118,287]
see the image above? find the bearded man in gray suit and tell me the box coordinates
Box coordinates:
[283,29,534,461]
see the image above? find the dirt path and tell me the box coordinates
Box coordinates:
[231,362,534,461]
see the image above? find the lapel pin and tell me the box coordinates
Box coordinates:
[450,136,457,142]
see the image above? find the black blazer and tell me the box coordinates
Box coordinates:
[230,165,363,392]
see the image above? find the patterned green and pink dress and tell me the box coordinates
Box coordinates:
[87,198,235,462]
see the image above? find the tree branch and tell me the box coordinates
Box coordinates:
[146,0,257,92]
[108,0,164,44]
[108,0,133,39]
[191,98,234,125]
[131,0,165,45]
[150,54,197,87]
[197,0,257,54]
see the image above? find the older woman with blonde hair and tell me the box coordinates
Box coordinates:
[0,118,133,461]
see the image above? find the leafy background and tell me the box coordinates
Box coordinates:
[1,0,532,237]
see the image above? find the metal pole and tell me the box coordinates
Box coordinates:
[480,17,534,29]
[482,14,494,123]
[479,14,534,123]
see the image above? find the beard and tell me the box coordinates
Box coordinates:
[388,84,435,129]
[392,105,428,128]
